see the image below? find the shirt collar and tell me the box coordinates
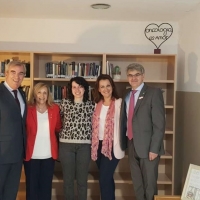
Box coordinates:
[132,82,144,93]
[4,81,18,92]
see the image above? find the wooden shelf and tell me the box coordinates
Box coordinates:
[34,52,103,57]
[34,77,97,82]
[161,151,173,159]
[51,171,172,185]
[1,52,176,196]
[165,129,174,134]
[52,195,100,200]
[123,151,172,160]
[145,80,174,83]
[114,79,174,83]
[17,193,137,200]
[0,77,30,81]
[165,105,174,109]
[33,78,175,84]
[154,196,181,200]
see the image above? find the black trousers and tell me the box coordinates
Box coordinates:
[24,158,55,200]
[0,160,23,200]
[96,141,119,200]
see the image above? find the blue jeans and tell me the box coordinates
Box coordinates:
[96,141,119,200]
[59,142,91,200]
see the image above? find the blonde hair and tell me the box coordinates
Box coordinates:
[29,82,53,106]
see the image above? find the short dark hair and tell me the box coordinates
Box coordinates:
[126,63,145,74]
[93,74,119,103]
[68,76,89,103]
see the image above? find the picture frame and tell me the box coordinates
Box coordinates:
[181,164,200,200]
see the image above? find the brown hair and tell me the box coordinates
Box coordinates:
[93,74,119,103]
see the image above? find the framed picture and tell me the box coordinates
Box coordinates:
[182,164,200,200]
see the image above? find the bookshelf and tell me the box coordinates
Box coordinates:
[105,54,176,197]
[1,51,176,199]
[32,52,103,102]
[33,52,176,198]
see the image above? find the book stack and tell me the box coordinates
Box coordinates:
[20,85,30,100]
[0,61,6,77]
[106,61,114,78]
[50,85,94,103]
[89,86,94,101]
[0,60,10,77]
[50,85,66,103]
[45,61,101,78]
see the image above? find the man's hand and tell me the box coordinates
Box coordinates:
[149,152,158,161]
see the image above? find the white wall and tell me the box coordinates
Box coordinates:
[177,4,200,92]
[0,18,178,54]
[174,4,200,194]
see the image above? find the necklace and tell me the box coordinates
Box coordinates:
[36,105,47,112]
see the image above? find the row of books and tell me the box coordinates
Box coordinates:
[106,61,114,77]
[49,85,94,103]
[106,61,122,80]
[21,85,30,100]
[50,85,66,103]
[0,60,9,77]
[45,61,101,78]
[0,59,30,78]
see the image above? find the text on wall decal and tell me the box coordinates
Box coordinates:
[144,23,173,49]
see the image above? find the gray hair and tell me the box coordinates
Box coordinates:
[126,63,145,74]
[6,61,26,74]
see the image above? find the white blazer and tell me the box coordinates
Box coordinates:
[113,98,125,159]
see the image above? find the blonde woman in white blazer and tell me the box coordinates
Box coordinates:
[91,74,125,200]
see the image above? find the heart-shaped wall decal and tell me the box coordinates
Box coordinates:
[144,23,173,49]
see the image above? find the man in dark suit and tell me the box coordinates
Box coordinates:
[0,61,27,200]
[120,63,165,200]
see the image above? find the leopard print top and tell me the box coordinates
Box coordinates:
[59,99,95,144]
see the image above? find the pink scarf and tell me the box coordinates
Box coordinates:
[91,99,115,161]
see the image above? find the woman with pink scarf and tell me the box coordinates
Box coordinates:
[91,74,125,200]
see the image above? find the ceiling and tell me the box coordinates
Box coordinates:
[0,0,200,21]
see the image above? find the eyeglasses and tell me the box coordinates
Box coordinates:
[127,73,143,78]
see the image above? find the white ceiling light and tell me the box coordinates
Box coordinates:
[91,4,111,9]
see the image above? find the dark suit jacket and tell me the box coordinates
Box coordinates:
[0,83,27,164]
[25,104,62,161]
[120,83,165,158]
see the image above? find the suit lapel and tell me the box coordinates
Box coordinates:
[0,83,20,109]
[123,88,131,100]
[29,106,37,124]
[134,84,147,115]
[18,88,26,103]
[48,107,53,132]
[18,88,27,118]
[121,88,131,112]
